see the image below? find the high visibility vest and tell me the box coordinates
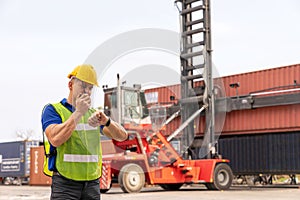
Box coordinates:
[43,102,102,181]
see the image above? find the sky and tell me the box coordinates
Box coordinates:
[0,0,300,142]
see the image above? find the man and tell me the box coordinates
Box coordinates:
[41,64,128,200]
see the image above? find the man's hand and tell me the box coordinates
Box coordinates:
[75,93,91,116]
[88,110,109,127]
[88,110,128,141]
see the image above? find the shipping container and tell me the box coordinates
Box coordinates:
[144,64,300,135]
[218,131,300,175]
[0,141,39,182]
[29,146,52,186]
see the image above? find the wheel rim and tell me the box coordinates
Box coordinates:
[119,164,145,193]
[218,170,229,186]
[128,171,140,187]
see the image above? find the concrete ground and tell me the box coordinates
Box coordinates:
[0,184,299,200]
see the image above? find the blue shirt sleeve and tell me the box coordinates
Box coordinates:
[41,104,62,132]
[100,125,104,134]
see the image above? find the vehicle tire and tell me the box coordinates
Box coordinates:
[3,177,11,185]
[205,163,233,190]
[118,163,145,193]
[100,189,109,193]
[159,183,183,191]
[100,183,112,194]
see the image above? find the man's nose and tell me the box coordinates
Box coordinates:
[84,88,92,96]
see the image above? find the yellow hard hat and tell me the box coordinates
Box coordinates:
[67,64,99,87]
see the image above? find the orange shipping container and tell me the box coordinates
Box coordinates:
[29,146,52,186]
[144,64,300,135]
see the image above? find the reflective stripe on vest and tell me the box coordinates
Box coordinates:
[75,123,98,131]
[64,154,99,162]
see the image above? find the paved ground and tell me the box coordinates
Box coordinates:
[0,184,299,200]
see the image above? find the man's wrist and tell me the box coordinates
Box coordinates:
[72,110,84,124]
[105,118,111,127]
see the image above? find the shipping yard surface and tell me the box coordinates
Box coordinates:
[0,185,299,200]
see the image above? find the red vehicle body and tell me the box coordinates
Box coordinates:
[99,121,232,193]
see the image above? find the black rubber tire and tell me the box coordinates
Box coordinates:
[159,183,183,191]
[100,188,110,194]
[205,163,233,190]
[118,163,145,193]
[100,182,112,194]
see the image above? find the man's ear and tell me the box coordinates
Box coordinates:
[68,81,73,90]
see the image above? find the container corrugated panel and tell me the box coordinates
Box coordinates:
[144,64,300,135]
[218,132,300,175]
[0,141,39,177]
[221,104,300,135]
[222,64,300,96]
[29,146,52,186]
[145,85,180,105]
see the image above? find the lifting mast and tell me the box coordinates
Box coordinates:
[177,0,215,159]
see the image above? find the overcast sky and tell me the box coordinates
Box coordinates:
[0,0,299,142]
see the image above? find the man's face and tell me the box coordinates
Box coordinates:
[71,77,94,105]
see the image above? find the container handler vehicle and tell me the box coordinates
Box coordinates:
[98,0,300,192]
[99,0,300,192]
[99,78,233,193]
[98,0,235,193]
